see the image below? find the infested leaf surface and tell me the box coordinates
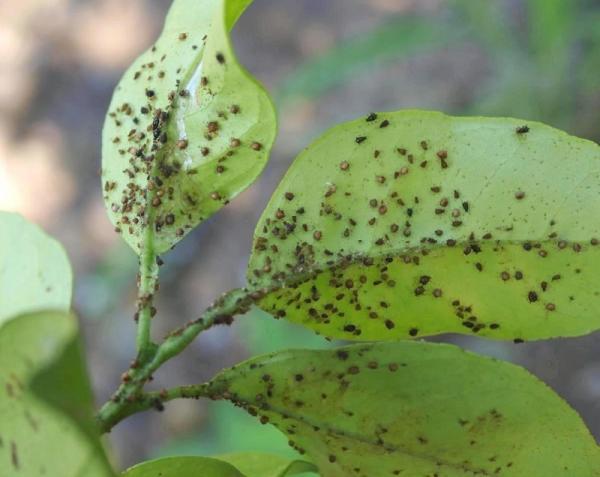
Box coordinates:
[102,0,276,254]
[209,342,600,477]
[248,110,600,341]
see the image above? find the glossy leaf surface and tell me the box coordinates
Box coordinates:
[122,456,243,477]
[217,452,317,476]
[248,111,600,341]
[102,0,276,254]
[0,312,113,476]
[0,212,72,325]
[210,342,600,477]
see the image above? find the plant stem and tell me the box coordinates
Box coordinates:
[96,383,221,426]
[135,226,159,359]
[96,287,260,433]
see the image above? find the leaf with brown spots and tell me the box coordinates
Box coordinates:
[0,311,114,476]
[102,0,276,255]
[248,110,600,341]
[208,342,600,477]
[0,212,72,326]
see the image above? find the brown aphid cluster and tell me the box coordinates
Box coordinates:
[103,21,269,250]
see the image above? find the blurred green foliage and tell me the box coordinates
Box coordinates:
[278,0,600,135]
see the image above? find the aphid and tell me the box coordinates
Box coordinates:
[355,136,367,144]
[178,32,188,40]
[251,142,263,151]
[516,125,530,134]
[515,190,526,200]
[207,121,219,133]
[201,147,210,156]
[285,192,295,200]
[366,112,377,122]
[379,119,390,128]
[528,291,538,303]
[216,52,226,64]
[230,138,241,148]
[145,89,155,98]
[176,139,188,149]
[340,161,350,171]
[229,104,240,114]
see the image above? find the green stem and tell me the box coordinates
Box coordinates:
[96,383,221,426]
[136,226,159,359]
[96,287,260,433]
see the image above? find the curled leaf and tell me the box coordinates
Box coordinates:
[102,0,276,254]
[209,342,600,477]
[248,110,600,341]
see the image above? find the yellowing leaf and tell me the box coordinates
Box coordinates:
[248,111,600,341]
[209,342,600,476]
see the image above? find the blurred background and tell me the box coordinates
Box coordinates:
[1,0,600,470]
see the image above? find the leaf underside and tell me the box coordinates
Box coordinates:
[102,0,276,255]
[209,342,600,477]
[248,110,600,341]
[0,212,72,326]
[0,312,113,476]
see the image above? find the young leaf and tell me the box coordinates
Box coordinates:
[0,212,72,325]
[102,0,276,255]
[0,311,114,476]
[208,342,600,477]
[122,456,244,477]
[248,110,600,341]
[216,452,317,476]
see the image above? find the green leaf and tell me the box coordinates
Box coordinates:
[122,456,243,477]
[209,342,600,477]
[0,311,114,476]
[216,452,317,477]
[277,16,463,103]
[0,212,72,326]
[102,0,276,255]
[248,110,600,342]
